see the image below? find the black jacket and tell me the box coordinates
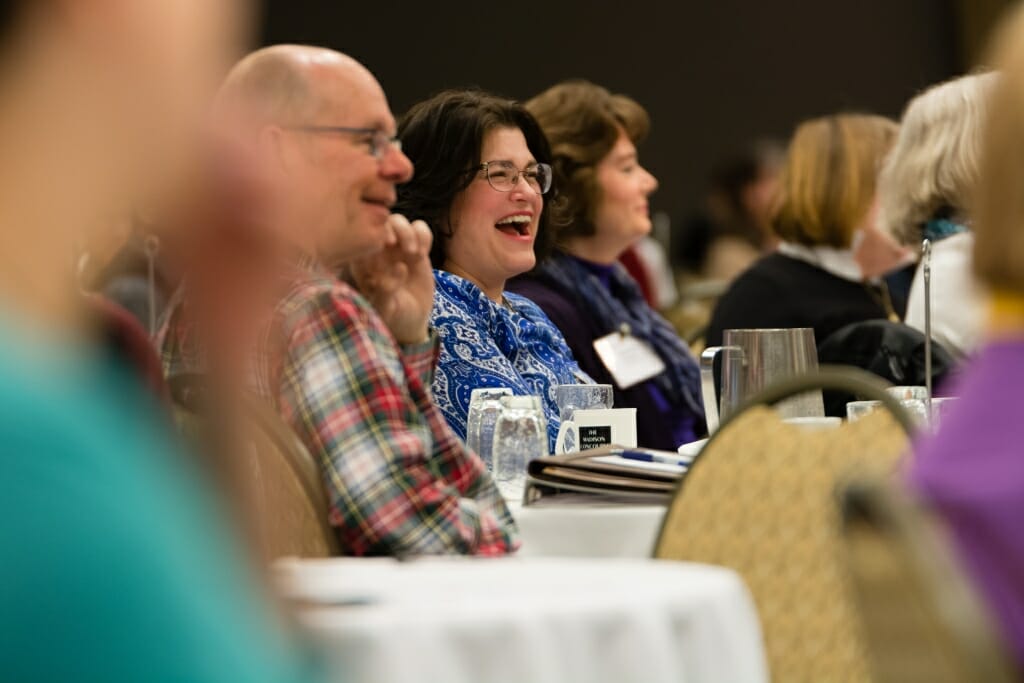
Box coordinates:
[707,253,891,348]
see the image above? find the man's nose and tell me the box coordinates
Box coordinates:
[381,145,414,183]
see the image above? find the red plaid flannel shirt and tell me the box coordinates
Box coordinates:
[161,264,518,556]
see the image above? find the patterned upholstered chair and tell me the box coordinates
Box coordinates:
[654,366,915,682]
[169,373,340,559]
[840,479,1018,683]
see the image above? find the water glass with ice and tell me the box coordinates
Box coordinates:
[465,387,512,470]
[491,395,547,503]
[554,383,614,422]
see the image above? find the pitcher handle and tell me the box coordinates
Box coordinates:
[701,345,745,433]
[701,347,724,433]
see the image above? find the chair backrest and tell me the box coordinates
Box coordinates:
[169,373,340,559]
[840,479,1018,683]
[654,366,914,682]
[242,395,340,559]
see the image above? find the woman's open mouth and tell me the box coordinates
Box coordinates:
[495,214,532,237]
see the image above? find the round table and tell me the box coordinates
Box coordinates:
[510,500,666,558]
[277,556,768,683]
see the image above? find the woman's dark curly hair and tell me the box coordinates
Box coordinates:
[396,88,558,268]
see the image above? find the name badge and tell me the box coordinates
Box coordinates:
[593,327,666,389]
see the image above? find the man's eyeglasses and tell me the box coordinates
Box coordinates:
[286,125,402,159]
[478,160,552,195]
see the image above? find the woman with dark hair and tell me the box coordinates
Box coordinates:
[396,89,589,450]
[507,81,704,449]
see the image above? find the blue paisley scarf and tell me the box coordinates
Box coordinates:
[429,270,588,450]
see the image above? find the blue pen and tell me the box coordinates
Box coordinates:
[612,448,691,467]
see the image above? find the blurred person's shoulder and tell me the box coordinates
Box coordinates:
[0,321,188,498]
[0,320,217,585]
[706,253,794,344]
[0,325,320,683]
[0,322,153,445]
[718,251,853,302]
[716,252,792,299]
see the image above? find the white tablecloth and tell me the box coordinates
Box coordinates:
[277,557,768,683]
[510,500,666,558]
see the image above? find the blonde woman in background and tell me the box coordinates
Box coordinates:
[706,113,900,347]
[877,73,997,358]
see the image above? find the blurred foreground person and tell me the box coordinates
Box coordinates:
[878,73,996,358]
[161,46,518,557]
[908,6,1024,667]
[0,1,322,682]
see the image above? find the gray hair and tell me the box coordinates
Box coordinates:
[877,72,998,245]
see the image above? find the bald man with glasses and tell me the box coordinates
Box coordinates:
[161,45,518,557]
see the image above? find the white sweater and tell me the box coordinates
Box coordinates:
[904,232,984,358]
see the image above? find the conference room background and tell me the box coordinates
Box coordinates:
[261,0,1007,234]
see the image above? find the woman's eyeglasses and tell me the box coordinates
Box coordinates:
[478,160,552,195]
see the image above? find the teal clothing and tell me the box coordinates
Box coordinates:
[0,321,320,683]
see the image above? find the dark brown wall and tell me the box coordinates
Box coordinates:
[262,0,959,228]
[954,0,1016,66]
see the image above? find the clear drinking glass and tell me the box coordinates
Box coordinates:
[554,383,614,422]
[885,386,930,402]
[885,386,930,426]
[491,395,547,503]
[847,397,930,426]
[465,387,513,470]
[900,399,931,426]
[847,400,883,422]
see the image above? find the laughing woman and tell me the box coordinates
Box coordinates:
[396,90,589,451]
